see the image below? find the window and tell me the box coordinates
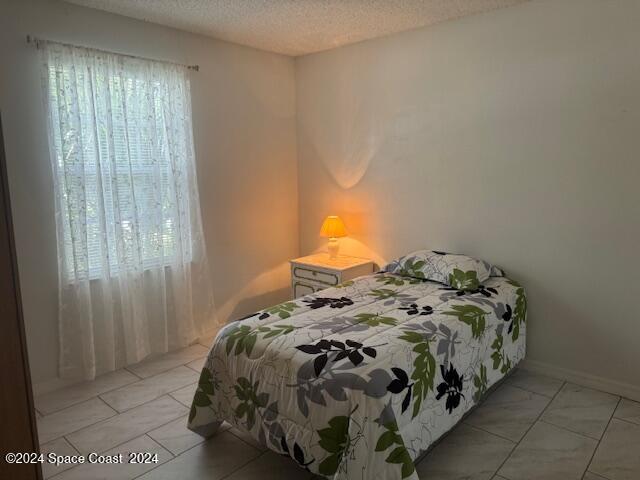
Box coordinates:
[44,44,194,281]
[42,41,216,381]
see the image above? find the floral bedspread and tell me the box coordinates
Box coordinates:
[187,271,527,479]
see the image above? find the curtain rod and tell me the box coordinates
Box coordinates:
[26,35,199,72]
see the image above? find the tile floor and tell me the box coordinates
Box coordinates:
[35,343,640,480]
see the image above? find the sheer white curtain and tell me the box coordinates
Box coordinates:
[41,41,217,381]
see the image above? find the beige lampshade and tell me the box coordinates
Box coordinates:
[319,215,347,238]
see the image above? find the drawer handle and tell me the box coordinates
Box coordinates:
[292,266,338,286]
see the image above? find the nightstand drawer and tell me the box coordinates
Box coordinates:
[293,281,317,298]
[292,266,339,286]
[290,253,374,300]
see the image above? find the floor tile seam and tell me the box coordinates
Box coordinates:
[98,374,199,413]
[584,396,622,479]
[38,374,140,416]
[40,397,119,446]
[495,380,567,480]
[64,397,188,453]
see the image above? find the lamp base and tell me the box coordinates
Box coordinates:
[327,237,340,259]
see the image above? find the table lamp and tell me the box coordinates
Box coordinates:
[320,215,347,259]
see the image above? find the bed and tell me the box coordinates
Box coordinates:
[187,250,527,479]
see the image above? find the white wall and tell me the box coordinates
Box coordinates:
[296,0,640,393]
[0,0,298,387]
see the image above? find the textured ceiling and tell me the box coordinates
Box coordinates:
[65,0,529,56]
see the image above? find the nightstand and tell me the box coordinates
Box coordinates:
[290,253,374,298]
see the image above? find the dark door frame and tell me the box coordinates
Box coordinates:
[0,111,42,479]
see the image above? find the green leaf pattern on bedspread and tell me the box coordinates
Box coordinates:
[397,331,437,419]
[189,367,219,423]
[317,415,353,475]
[442,305,488,339]
[507,279,527,341]
[262,301,300,319]
[375,421,415,478]
[188,270,527,479]
[224,324,297,356]
[448,268,481,290]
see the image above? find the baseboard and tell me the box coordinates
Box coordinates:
[520,358,640,402]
